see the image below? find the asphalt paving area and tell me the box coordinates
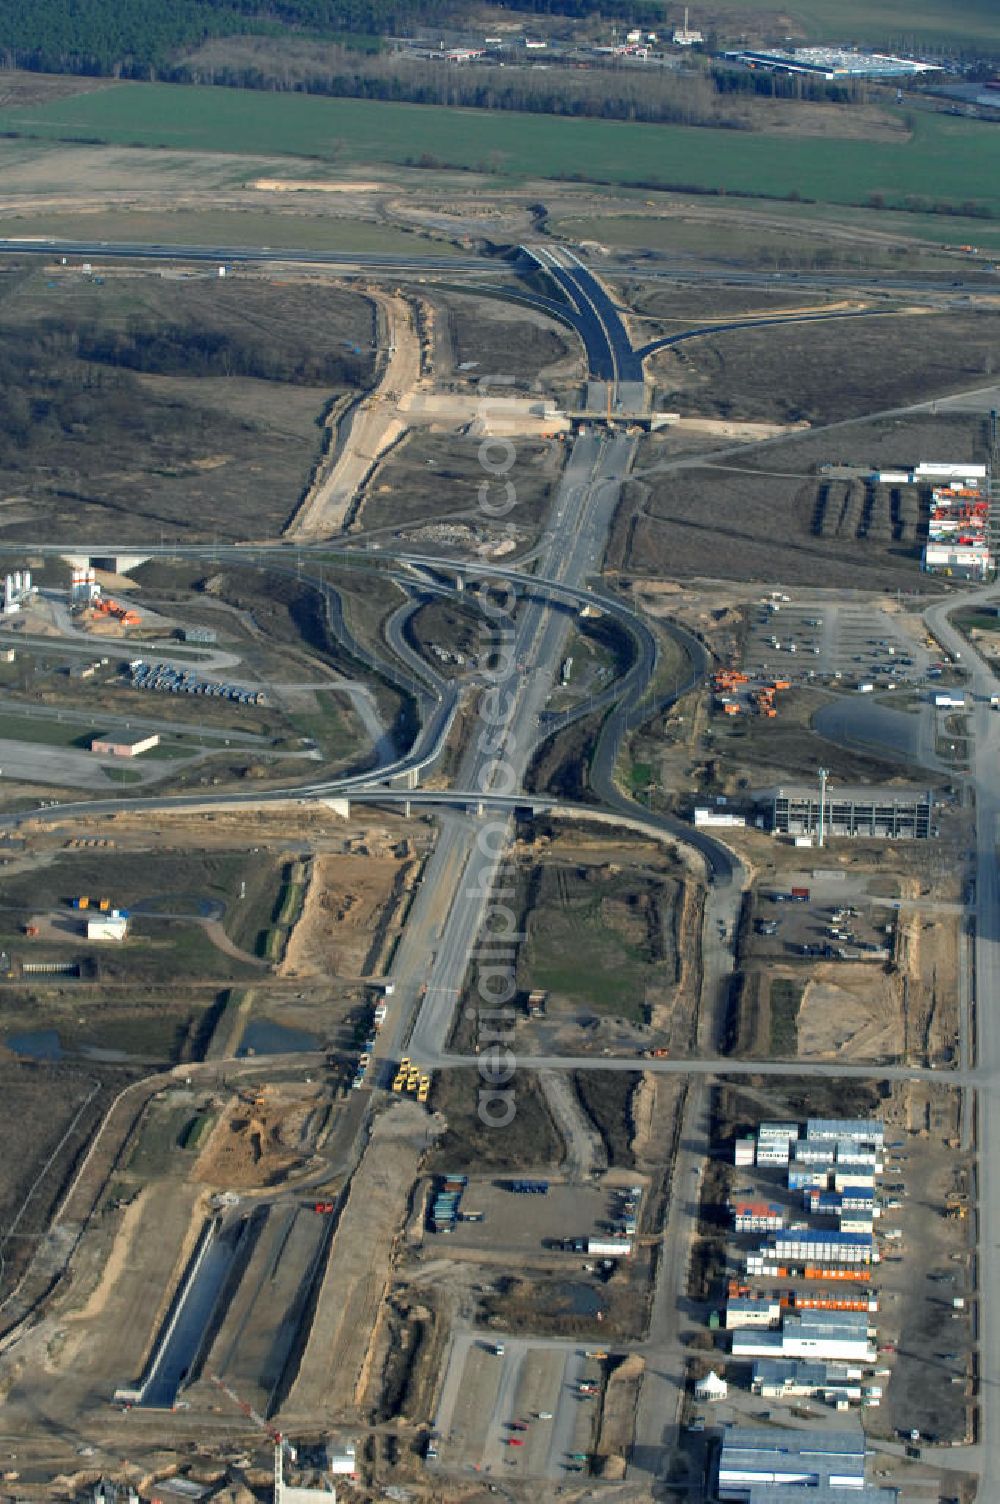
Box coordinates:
[280,1097,432,1426]
[741,870,960,1065]
[812,697,930,769]
[432,1333,601,1480]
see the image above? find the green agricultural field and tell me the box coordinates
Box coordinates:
[0,82,995,218]
[720,0,997,52]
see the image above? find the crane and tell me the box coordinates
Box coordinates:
[208,1373,289,1452]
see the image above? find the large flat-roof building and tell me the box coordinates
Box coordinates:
[761,783,933,840]
[731,1309,876,1363]
[716,1426,896,1501]
[751,1358,871,1402]
[723,46,938,79]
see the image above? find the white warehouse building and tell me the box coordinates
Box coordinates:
[751,1358,870,1402]
[731,1310,876,1364]
[716,1426,895,1501]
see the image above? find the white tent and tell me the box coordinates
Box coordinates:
[694,1370,728,1402]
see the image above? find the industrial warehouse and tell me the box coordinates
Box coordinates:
[723,46,940,79]
[761,783,934,840]
[716,1427,897,1501]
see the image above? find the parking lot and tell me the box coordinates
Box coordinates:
[742,598,934,690]
[431,1333,608,1480]
[128,659,265,705]
[752,879,896,964]
[423,1174,647,1257]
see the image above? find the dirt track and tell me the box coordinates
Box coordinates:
[286,290,420,538]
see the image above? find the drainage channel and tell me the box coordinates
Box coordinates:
[137,1216,246,1410]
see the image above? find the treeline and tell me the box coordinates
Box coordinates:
[77,322,370,386]
[168,45,877,127]
[709,66,861,106]
[0,318,367,467]
[0,0,664,77]
[0,0,415,76]
[173,49,751,127]
[0,0,994,80]
[0,324,161,463]
[0,316,371,478]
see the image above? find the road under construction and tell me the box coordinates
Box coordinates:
[0,232,994,1497]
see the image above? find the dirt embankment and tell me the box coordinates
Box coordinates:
[595,1352,645,1475]
[194,1086,322,1190]
[629,1071,656,1160]
[797,963,902,1060]
[280,1100,430,1424]
[279,849,420,980]
[286,290,421,539]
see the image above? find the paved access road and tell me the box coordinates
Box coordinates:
[923,584,1000,1494]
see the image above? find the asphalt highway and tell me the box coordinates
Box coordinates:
[605,256,999,299]
[404,433,641,1063]
[0,237,498,274]
[520,244,643,386]
[0,549,678,830]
